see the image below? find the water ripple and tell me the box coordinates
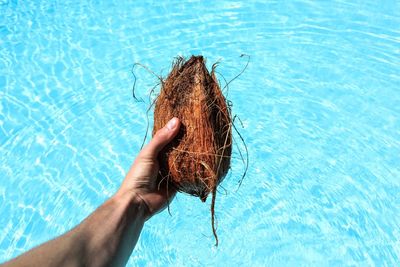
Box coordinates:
[1,0,400,265]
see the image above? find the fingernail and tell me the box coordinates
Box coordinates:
[166,117,178,131]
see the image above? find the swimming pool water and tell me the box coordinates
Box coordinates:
[1,0,399,266]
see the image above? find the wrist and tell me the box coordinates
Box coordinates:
[112,190,147,220]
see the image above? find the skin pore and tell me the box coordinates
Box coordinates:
[1,117,181,267]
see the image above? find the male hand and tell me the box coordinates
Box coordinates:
[117,117,180,219]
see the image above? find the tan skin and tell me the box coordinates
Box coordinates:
[1,117,181,267]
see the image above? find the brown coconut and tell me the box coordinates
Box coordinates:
[153,55,232,245]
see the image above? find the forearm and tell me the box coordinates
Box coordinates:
[2,192,147,267]
[79,191,147,267]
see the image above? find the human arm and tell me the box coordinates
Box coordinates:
[1,117,180,267]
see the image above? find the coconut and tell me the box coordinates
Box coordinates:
[153,56,232,245]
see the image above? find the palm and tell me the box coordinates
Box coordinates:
[118,118,179,219]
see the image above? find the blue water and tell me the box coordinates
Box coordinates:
[1,0,399,265]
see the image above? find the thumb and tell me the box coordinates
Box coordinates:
[139,117,180,159]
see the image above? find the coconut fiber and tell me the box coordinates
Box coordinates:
[153,55,232,245]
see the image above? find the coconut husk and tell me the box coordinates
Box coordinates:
[153,55,232,245]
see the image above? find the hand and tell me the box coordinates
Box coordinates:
[117,117,180,219]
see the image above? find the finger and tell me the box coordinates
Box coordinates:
[139,117,180,159]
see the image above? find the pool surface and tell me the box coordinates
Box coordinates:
[1,0,399,266]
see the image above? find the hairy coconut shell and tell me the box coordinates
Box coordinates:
[153,56,232,245]
[153,56,232,202]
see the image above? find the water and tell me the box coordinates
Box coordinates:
[1,0,399,266]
